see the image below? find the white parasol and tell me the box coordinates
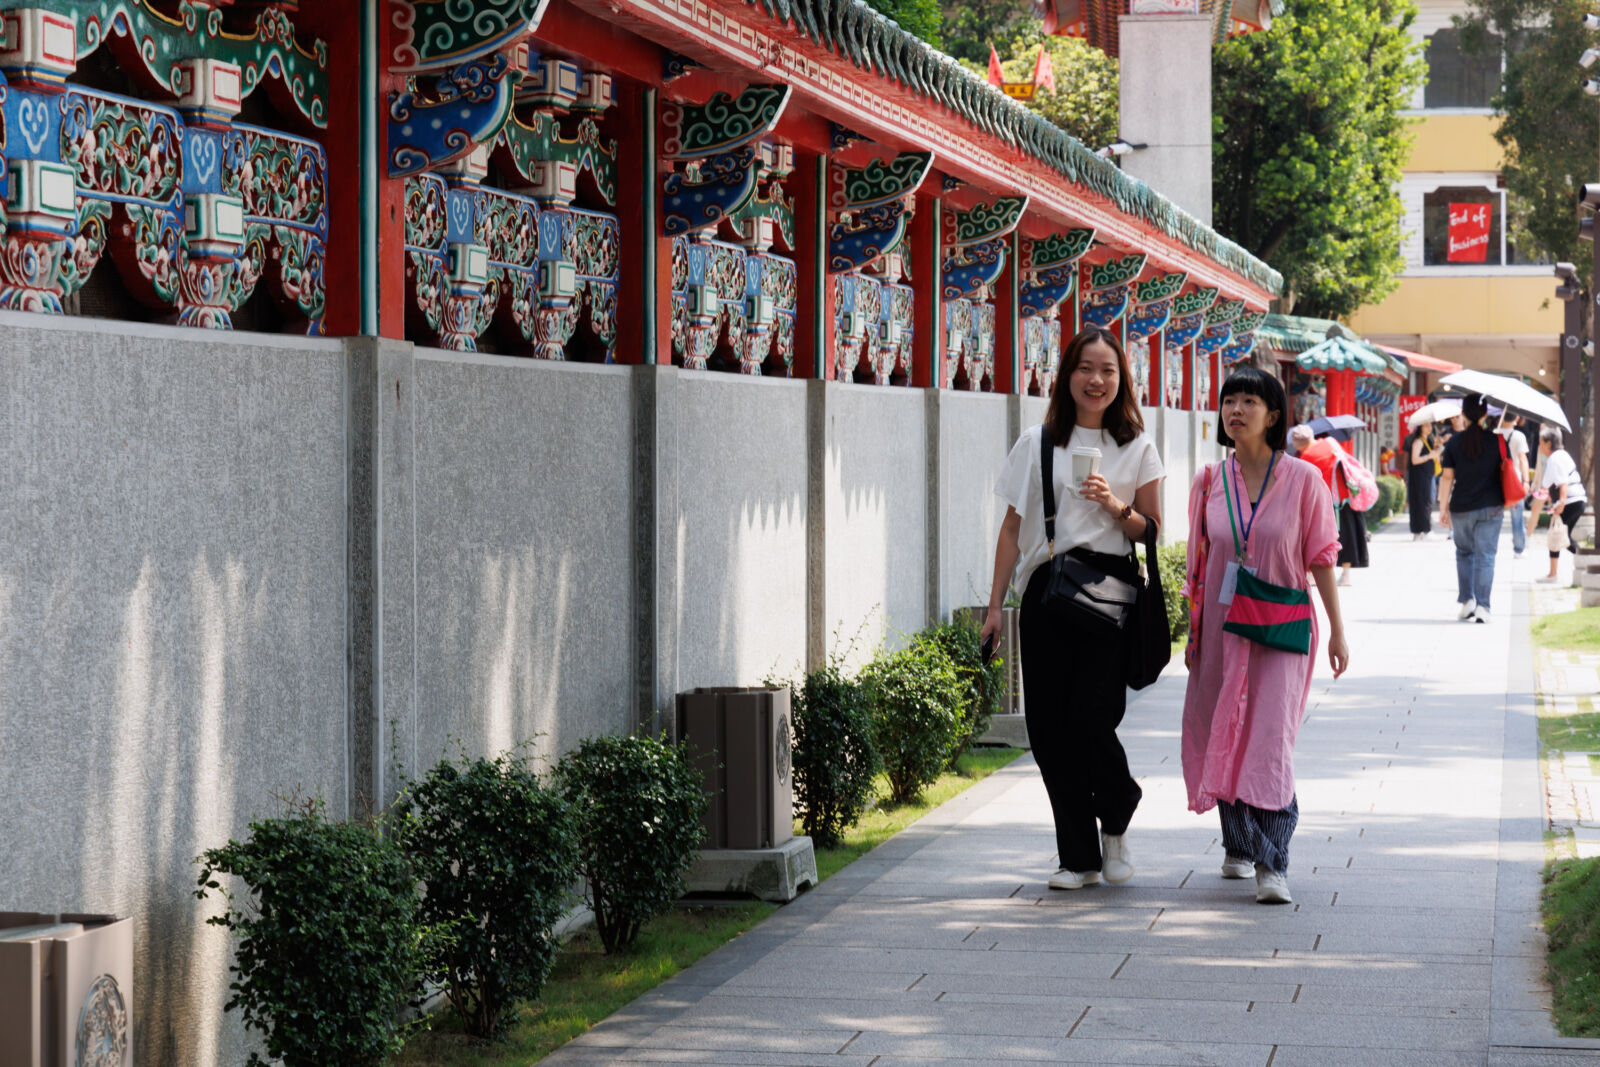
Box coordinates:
[1406,399,1462,429]
[1438,369,1570,431]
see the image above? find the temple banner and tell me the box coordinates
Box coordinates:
[1447,203,1492,263]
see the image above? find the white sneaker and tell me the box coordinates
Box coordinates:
[1475,605,1490,624]
[1048,868,1101,890]
[1255,866,1292,904]
[1457,597,1476,620]
[1538,575,1560,584]
[1100,833,1134,884]
[1221,855,1254,879]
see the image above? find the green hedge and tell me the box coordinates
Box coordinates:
[1157,542,1189,642]
[1365,474,1407,529]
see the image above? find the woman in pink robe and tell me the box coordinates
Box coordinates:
[1182,368,1349,905]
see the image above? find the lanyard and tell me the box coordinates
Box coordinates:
[1222,452,1277,561]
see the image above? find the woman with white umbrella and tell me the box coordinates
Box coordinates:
[1404,400,1456,541]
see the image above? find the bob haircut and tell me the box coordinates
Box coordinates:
[1216,367,1290,452]
[1043,325,1146,448]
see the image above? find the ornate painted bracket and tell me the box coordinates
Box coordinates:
[941,237,1005,301]
[1173,286,1219,318]
[670,234,795,374]
[660,85,791,237]
[1020,228,1093,319]
[1220,310,1264,365]
[1079,252,1147,328]
[1205,297,1246,328]
[1124,270,1187,342]
[496,68,617,207]
[386,0,551,176]
[726,144,794,254]
[0,10,329,332]
[1197,321,1234,357]
[827,151,931,273]
[9,2,330,130]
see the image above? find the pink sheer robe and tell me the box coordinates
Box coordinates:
[1181,456,1339,813]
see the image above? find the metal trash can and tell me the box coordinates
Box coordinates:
[676,686,793,850]
[0,912,133,1067]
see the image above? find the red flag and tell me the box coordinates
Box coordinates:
[1032,46,1056,94]
[1447,202,1492,263]
[987,44,1004,88]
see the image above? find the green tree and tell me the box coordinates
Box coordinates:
[1212,0,1427,317]
[939,0,1033,64]
[863,0,943,47]
[1460,0,1599,290]
[992,26,1120,151]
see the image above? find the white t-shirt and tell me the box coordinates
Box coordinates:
[995,423,1164,590]
[1542,448,1587,504]
[1498,427,1529,480]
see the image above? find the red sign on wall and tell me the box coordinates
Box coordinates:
[1398,395,1426,429]
[1447,203,1492,263]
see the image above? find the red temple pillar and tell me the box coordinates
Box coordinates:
[792,151,834,380]
[909,193,944,388]
[992,232,1020,394]
[616,83,673,364]
[1147,332,1164,407]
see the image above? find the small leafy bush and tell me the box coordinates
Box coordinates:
[1367,474,1407,528]
[402,752,580,1039]
[195,797,421,1067]
[786,664,880,848]
[1157,541,1189,641]
[555,734,707,954]
[921,618,1004,762]
[862,636,967,804]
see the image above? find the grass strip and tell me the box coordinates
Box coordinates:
[1545,855,1600,1036]
[397,745,1024,1064]
[1532,608,1600,654]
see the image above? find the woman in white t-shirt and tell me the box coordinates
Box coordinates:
[1535,426,1587,583]
[980,325,1163,891]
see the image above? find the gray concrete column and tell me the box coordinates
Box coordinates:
[806,378,828,671]
[345,336,418,819]
[926,387,944,625]
[632,363,680,735]
[1118,14,1214,226]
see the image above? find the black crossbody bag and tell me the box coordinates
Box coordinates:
[1039,428,1139,630]
[1038,429,1172,688]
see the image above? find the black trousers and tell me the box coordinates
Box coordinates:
[1020,556,1143,873]
[1551,500,1586,561]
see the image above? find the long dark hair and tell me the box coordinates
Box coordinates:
[1043,325,1144,447]
[1216,367,1290,451]
[1458,394,1488,460]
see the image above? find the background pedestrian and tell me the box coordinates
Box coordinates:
[1438,395,1502,622]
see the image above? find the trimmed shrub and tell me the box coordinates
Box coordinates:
[861,636,967,804]
[922,617,1004,762]
[787,664,880,848]
[555,734,706,954]
[1157,541,1189,641]
[402,752,580,1039]
[195,798,421,1067]
[1366,473,1407,528]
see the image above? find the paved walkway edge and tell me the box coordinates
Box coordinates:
[1490,575,1600,1054]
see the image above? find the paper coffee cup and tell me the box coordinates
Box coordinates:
[1069,446,1101,495]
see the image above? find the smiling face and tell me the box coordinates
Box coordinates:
[1220,389,1279,447]
[1068,339,1121,423]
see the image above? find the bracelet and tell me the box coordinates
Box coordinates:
[1117,502,1134,521]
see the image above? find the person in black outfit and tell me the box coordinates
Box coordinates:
[1405,424,1441,539]
[1438,396,1503,622]
[982,326,1164,890]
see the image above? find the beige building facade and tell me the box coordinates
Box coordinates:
[1348,0,1562,388]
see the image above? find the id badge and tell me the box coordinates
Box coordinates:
[1217,561,1255,606]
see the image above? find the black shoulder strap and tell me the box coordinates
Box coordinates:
[1040,427,1058,558]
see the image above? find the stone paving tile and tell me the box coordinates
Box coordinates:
[1068,1000,1489,1051]
[843,1031,1273,1065]
[1269,1047,1485,1067]
[566,1024,856,1053]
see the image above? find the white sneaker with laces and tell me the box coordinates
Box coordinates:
[1221,855,1254,879]
[1048,868,1101,890]
[1475,605,1490,623]
[1255,866,1292,904]
[1100,833,1134,884]
[1457,597,1476,620]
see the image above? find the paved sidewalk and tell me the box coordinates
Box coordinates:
[547,524,1600,1066]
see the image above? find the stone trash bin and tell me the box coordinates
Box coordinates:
[676,686,815,901]
[0,913,133,1067]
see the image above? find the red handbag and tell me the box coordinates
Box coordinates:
[1499,435,1527,507]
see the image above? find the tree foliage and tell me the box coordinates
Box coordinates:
[862,0,943,47]
[938,0,1033,64]
[992,27,1121,151]
[1460,0,1599,289]
[1213,0,1426,317]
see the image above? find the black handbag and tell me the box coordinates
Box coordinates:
[1039,429,1139,630]
[1125,514,1171,690]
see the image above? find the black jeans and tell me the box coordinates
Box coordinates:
[1019,555,1143,873]
[1551,500,1586,561]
